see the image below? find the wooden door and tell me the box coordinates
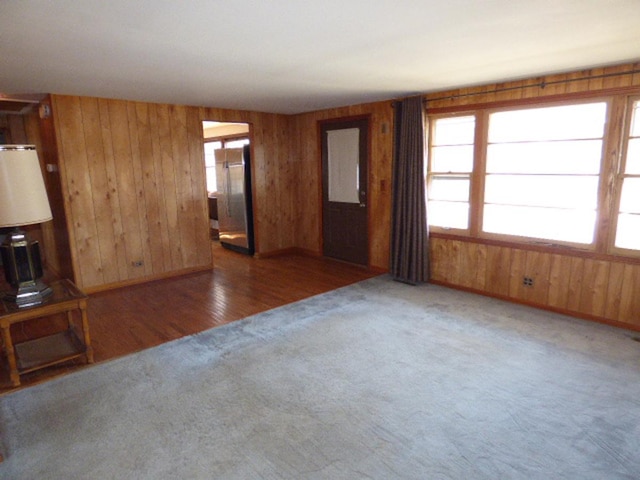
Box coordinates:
[321,118,369,266]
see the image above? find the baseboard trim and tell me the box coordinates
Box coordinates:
[429,279,640,333]
[82,265,213,294]
[255,247,321,259]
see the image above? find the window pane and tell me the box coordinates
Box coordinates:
[225,138,250,148]
[206,166,217,193]
[429,176,470,202]
[619,177,640,214]
[631,101,640,137]
[204,141,221,167]
[431,145,474,172]
[615,213,640,250]
[327,128,360,204]
[433,116,475,145]
[489,103,607,142]
[486,140,602,174]
[484,175,599,209]
[428,201,469,229]
[625,138,640,174]
[483,205,595,244]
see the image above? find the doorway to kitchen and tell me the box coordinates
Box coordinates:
[202,121,253,255]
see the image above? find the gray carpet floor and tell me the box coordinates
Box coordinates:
[1,276,639,479]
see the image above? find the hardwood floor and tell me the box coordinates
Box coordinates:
[0,242,379,394]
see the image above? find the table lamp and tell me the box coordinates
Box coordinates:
[0,145,53,307]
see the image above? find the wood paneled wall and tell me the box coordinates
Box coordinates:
[52,95,212,290]
[290,101,394,270]
[425,63,640,109]
[50,96,295,291]
[425,62,640,330]
[430,236,640,329]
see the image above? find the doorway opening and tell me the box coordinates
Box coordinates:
[202,121,254,255]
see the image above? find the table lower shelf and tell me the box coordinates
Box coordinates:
[15,330,86,374]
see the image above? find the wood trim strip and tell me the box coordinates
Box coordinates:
[430,231,640,265]
[82,265,213,294]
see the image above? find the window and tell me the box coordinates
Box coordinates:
[204,141,221,194]
[224,138,250,149]
[427,115,475,230]
[483,102,607,244]
[615,99,640,251]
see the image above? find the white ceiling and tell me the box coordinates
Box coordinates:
[1,0,640,114]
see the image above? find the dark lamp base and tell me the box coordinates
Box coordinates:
[1,227,52,308]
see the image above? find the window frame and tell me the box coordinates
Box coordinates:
[426,111,478,235]
[425,95,639,256]
[610,95,640,256]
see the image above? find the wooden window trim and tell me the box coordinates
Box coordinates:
[427,89,640,261]
[608,95,640,257]
[426,111,476,235]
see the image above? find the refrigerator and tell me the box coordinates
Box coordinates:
[214,144,254,255]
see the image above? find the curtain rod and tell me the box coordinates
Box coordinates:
[423,68,640,103]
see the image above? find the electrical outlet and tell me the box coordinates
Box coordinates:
[523,276,534,287]
[132,260,144,267]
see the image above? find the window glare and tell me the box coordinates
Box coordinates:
[631,101,640,137]
[486,140,602,174]
[428,201,469,229]
[483,205,595,244]
[433,116,475,145]
[429,176,470,202]
[489,103,607,142]
[204,141,220,193]
[484,175,599,209]
[615,213,640,250]
[225,138,250,148]
[625,138,640,175]
[619,178,640,214]
[431,145,474,172]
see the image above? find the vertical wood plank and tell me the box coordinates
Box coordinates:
[524,251,551,304]
[429,237,448,282]
[127,101,153,276]
[79,96,119,284]
[508,249,527,299]
[605,262,625,321]
[618,264,640,326]
[566,258,585,312]
[108,99,146,280]
[186,106,212,266]
[170,105,197,268]
[484,245,511,296]
[134,101,166,274]
[458,241,477,289]
[53,95,102,288]
[156,103,182,270]
[547,254,572,309]
[148,103,174,270]
[578,260,611,317]
[97,98,129,282]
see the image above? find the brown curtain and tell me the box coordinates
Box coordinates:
[390,96,429,284]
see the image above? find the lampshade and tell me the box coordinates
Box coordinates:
[0,145,52,227]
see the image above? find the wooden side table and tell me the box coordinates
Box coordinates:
[0,279,94,387]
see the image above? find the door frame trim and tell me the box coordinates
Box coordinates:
[317,114,372,267]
